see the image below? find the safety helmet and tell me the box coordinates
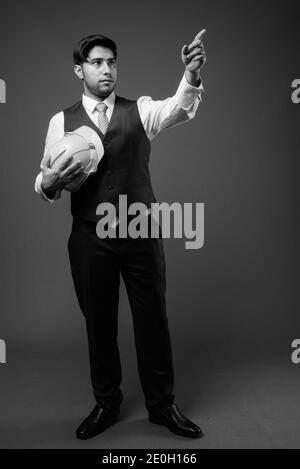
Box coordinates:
[45,126,104,190]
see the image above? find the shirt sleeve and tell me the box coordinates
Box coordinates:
[34,112,64,202]
[137,71,204,141]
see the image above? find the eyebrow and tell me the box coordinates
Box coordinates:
[88,57,116,61]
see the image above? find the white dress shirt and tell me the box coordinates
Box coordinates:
[35,71,204,202]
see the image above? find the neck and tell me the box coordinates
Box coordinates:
[83,87,111,102]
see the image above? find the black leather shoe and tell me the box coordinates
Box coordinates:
[149,403,203,438]
[76,404,121,440]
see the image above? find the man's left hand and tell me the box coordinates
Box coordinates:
[181,29,207,73]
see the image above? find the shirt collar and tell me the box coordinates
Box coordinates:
[82,90,116,113]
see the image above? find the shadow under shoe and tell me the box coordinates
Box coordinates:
[149,403,203,438]
[76,403,121,440]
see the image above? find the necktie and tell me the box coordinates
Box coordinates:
[96,102,109,135]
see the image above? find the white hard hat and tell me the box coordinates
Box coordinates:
[45,125,104,189]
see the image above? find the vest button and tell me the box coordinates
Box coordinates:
[106,170,111,175]
[108,185,113,190]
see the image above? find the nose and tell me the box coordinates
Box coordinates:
[102,61,112,74]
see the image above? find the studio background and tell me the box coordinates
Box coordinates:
[0,0,299,449]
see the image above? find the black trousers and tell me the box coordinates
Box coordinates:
[67,216,175,413]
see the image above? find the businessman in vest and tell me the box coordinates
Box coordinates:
[34,31,207,439]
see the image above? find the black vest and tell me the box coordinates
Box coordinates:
[63,95,157,221]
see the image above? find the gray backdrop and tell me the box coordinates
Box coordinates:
[0,0,299,449]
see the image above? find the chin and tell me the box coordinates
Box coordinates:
[98,84,114,93]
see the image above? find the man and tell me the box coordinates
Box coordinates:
[34,31,207,439]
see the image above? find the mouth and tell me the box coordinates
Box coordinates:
[99,80,114,83]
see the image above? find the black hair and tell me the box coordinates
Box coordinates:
[73,35,117,65]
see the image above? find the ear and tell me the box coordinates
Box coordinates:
[74,64,84,80]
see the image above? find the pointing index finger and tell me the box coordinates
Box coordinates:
[194,29,206,43]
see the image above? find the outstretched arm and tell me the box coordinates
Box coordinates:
[137,29,207,140]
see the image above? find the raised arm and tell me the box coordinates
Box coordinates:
[137,29,207,141]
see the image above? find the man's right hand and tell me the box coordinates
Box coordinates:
[40,150,85,198]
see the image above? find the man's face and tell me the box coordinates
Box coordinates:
[75,45,117,99]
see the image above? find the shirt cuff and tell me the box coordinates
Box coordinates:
[175,71,204,110]
[34,171,61,203]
